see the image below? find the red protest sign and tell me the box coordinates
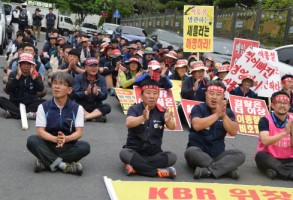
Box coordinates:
[230,38,260,69]
[133,86,183,131]
[181,99,203,128]
[229,95,269,136]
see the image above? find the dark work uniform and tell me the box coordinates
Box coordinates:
[230,86,258,98]
[184,103,246,178]
[0,71,46,118]
[73,72,111,116]
[181,77,209,102]
[45,13,56,39]
[26,98,90,171]
[119,102,177,177]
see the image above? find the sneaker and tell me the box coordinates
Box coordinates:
[226,169,240,180]
[95,115,107,123]
[63,162,83,175]
[194,167,212,179]
[124,164,136,176]
[109,88,115,96]
[5,111,11,119]
[34,159,46,172]
[157,167,176,179]
[266,169,277,180]
[27,112,36,120]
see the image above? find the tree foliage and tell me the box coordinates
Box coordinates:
[261,0,293,9]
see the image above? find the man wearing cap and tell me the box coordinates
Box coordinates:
[0,53,46,119]
[27,72,90,176]
[204,57,217,80]
[124,44,137,62]
[213,64,229,81]
[280,74,293,113]
[142,47,154,70]
[80,37,94,64]
[255,91,293,180]
[45,8,56,40]
[185,80,246,180]
[120,79,177,179]
[230,75,257,98]
[41,32,59,66]
[165,50,178,75]
[73,57,111,122]
[181,61,209,102]
[176,48,185,59]
[170,59,188,81]
[58,49,85,78]
[119,57,142,89]
[32,8,43,42]
[19,3,32,32]
[134,60,172,90]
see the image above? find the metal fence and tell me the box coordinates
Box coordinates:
[121,2,293,47]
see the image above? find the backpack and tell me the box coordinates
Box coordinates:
[19,9,28,21]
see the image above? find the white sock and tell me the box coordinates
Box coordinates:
[58,162,66,170]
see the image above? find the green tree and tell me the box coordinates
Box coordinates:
[262,0,293,9]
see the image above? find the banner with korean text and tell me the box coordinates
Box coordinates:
[183,5,214,52]
[115,88,136,115]
[170,80,182,106]
[223,47,277,93]
[253,47,281,98]
[104,177,293,200]
[229,95,269,136]
[133,86,183,131]
[230,38,260,69]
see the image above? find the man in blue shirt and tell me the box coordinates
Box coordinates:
[119,79,177,179]
[185,80,246,179]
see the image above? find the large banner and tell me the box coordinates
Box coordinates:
[134,86,183,131]
[170,80,182,106]
[230,38,260,69]
[223,47,277,93]
[181,99,202,128]
[229,95,269,136]
[104,177,293,200]
[115,88,136,115]
[183,6,214,52]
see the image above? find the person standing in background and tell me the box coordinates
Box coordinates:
[45,7,56,40]
[18,3,32,32]
[32,8,43,42]
[11,6,21,39]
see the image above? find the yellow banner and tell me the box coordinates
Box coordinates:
[105,178,293,200]
[115,88,136,115]
[183,5,214,52]
[170,80,182,106]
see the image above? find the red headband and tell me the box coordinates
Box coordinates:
[206,85,225,93]
[141,85,159,92]
[272,95,290,103]
[282,77,293,84]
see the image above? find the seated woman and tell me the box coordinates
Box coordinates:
[169,59,188,81]
[229,75,258,98]
[119,57,142,89]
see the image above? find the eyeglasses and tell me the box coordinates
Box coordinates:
[274,101,290,106]
[52,81,69,87]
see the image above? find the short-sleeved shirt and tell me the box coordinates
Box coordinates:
[187,103,236,157]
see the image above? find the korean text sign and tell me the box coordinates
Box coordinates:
[229,95,269,136]
[183,5,214,52]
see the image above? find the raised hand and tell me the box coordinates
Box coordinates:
[143,105,150,121]
[164,108,174,123]
[85,84,91,96]
[93,84,99,96]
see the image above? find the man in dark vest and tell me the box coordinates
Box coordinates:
[32,8,43,42]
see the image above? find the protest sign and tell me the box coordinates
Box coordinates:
[104,176,293,200]
[134,86,183,131]
[229,95,269,136]
[230,38,260,69]
[170,80,182,106]
[183,5,214,52]
[115,88,136,115]
[180,99,203,127]
[223,47,277,93]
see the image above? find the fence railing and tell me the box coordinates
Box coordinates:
[121,3,293,47]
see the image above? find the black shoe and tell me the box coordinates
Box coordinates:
[226,169,240,180]
[34,159,46,172]
[5,111,11,118]
[95,115,107,123]
[266,169,277,180]
[63,162,83,176]
[194,167,212,179]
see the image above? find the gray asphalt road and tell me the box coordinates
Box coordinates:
[0,33,291,200]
